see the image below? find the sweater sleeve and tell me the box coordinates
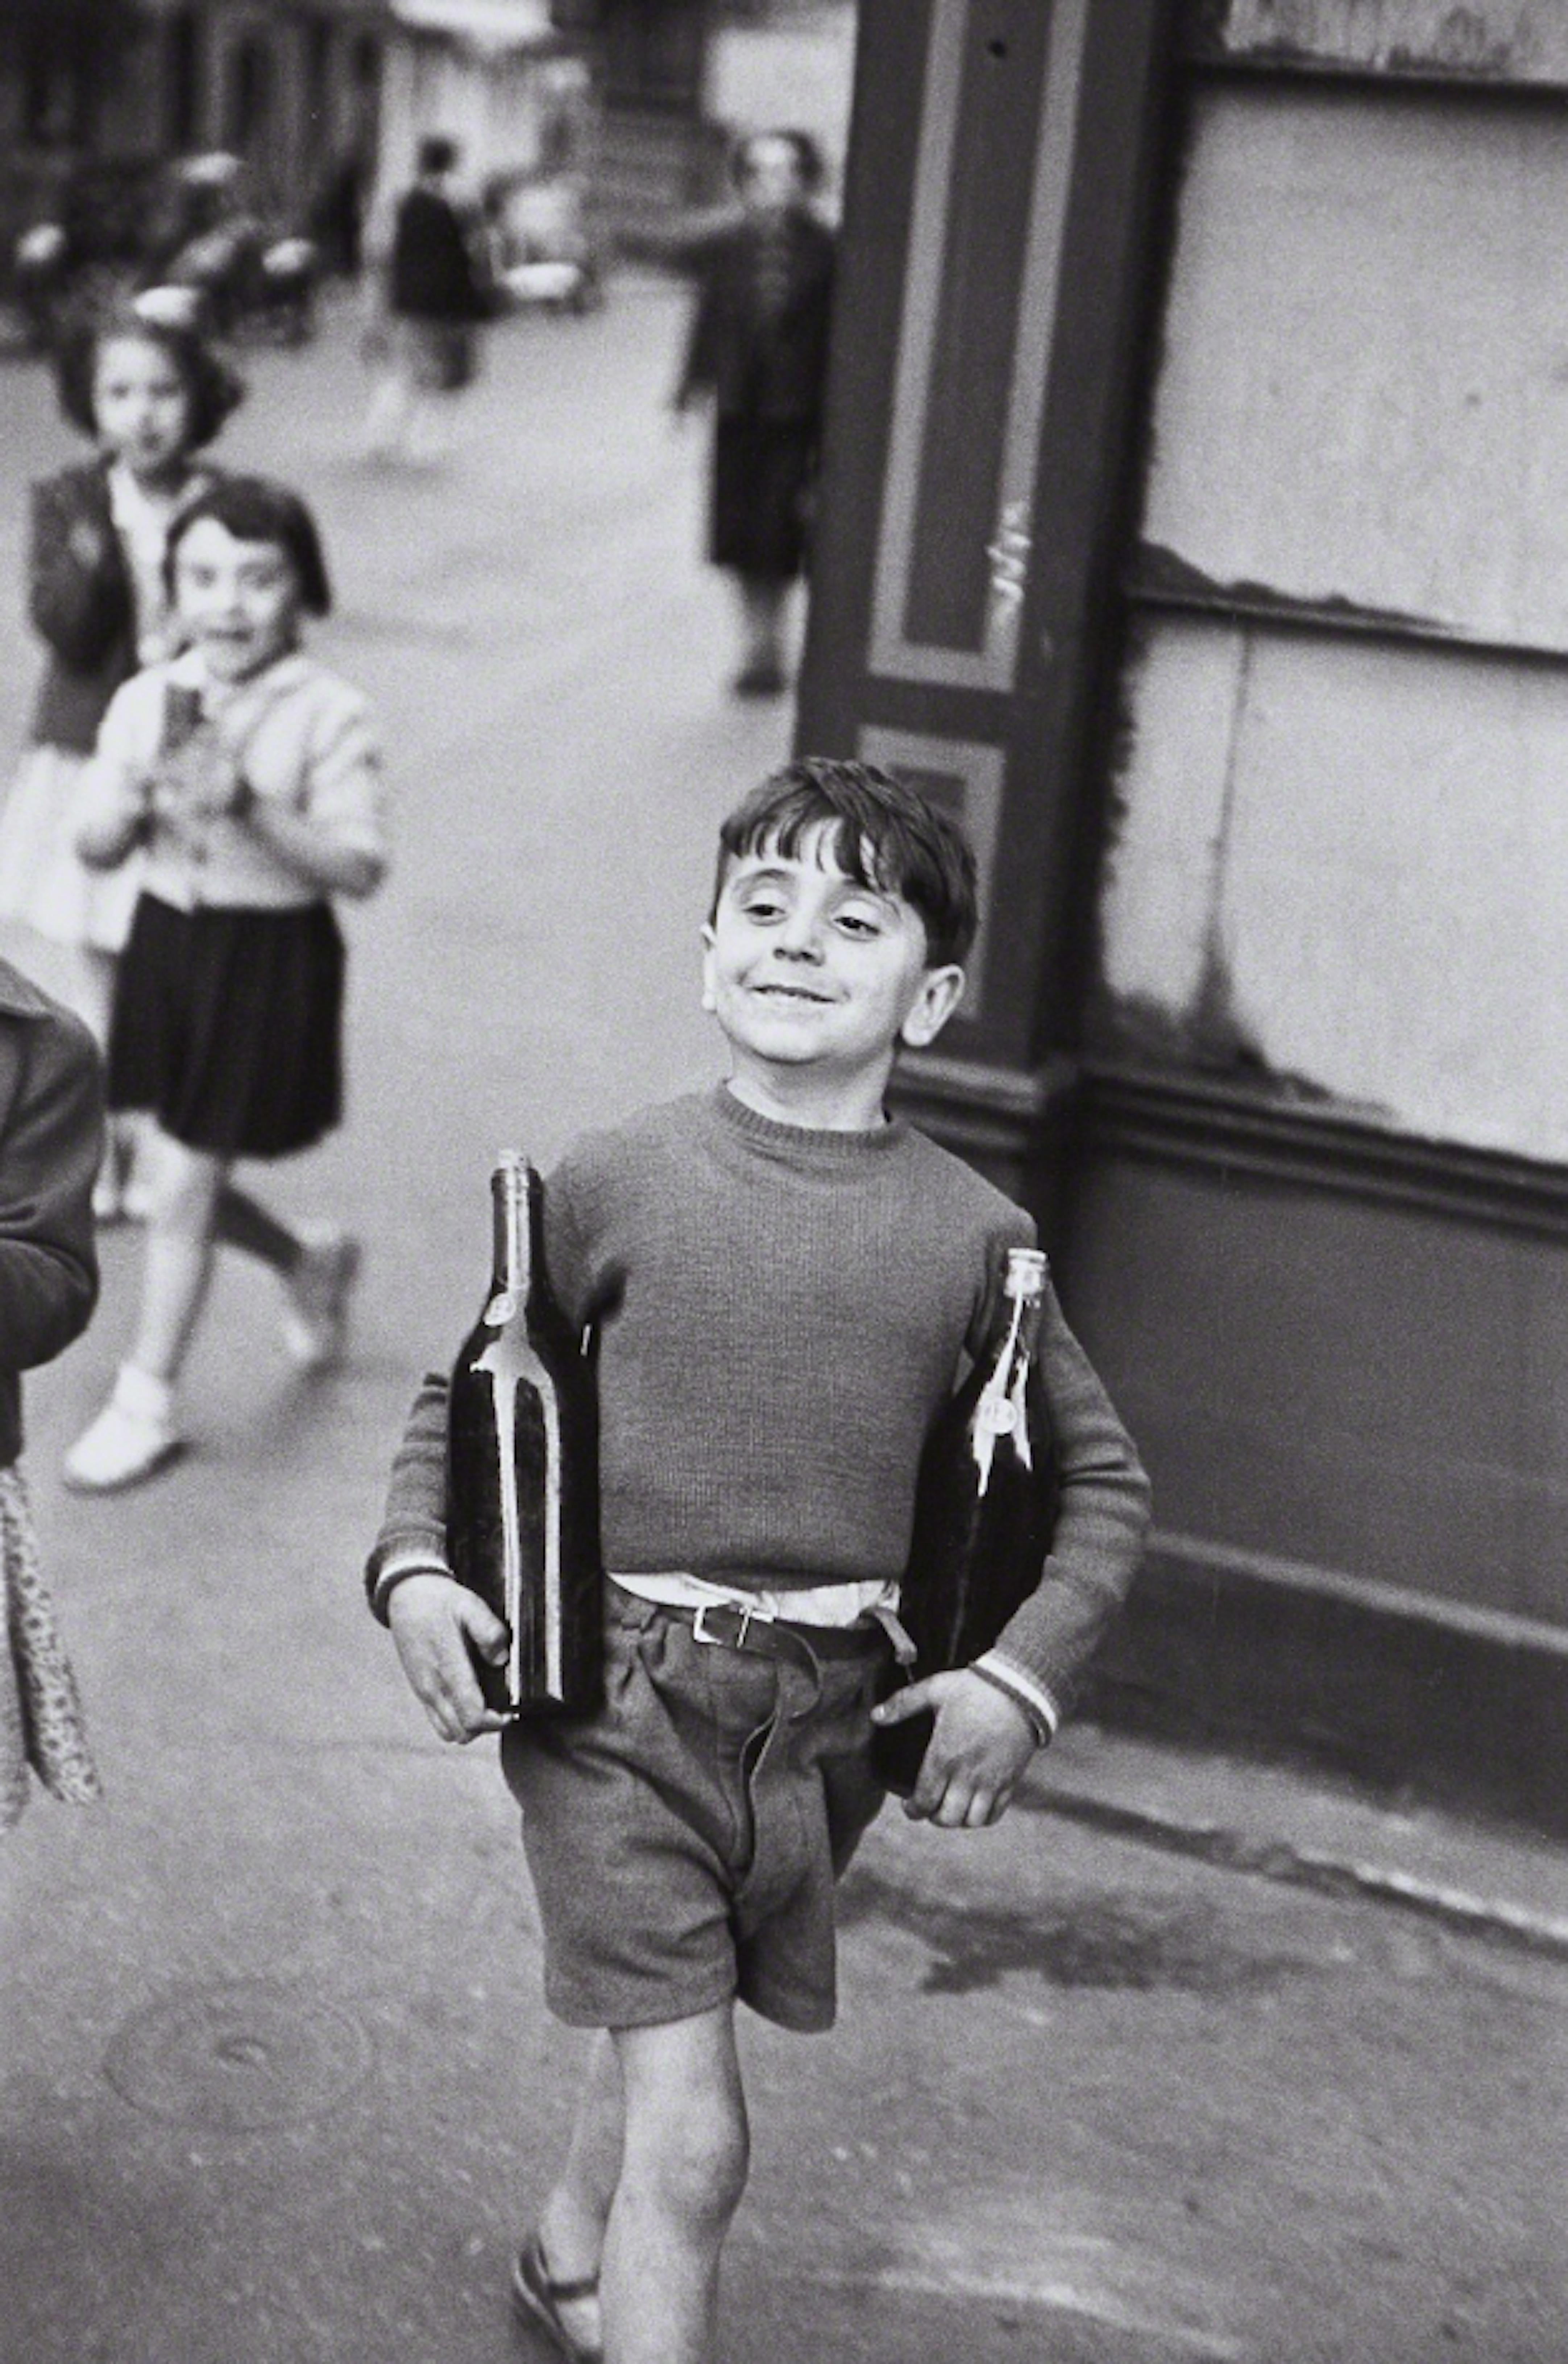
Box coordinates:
[299,687,389,889]
[364,1373,452,1619]
[0,1005,103,1376]
[73,671,158,869]
[28,473,129,672]
[979,1280,1151,1719]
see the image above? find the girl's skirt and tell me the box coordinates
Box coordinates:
[0,744,143,954]
[108,893,345,1159]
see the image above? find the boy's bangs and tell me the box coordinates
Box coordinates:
[715,759,977,965]
[731,802,895,899]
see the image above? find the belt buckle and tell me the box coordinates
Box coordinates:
[692,1599,771,1650]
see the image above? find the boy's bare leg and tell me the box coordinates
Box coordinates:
[535,2031,624,2353]
[601,2003,749,2364]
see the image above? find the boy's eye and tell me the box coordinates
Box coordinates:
[835,908,882,938]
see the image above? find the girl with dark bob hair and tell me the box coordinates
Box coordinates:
[64,472,389,1493]
[164,474,332,619]
[0,298,243,1219]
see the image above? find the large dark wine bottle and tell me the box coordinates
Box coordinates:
[445,1151,602,1718]
[870,1246,1060,1797]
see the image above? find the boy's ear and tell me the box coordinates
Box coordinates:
[700,921,718,1013]
[900,964,965,1050]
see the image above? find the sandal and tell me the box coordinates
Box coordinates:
[510,2230,603,2364]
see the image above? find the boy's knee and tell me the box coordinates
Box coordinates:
[627,2092,750,2232]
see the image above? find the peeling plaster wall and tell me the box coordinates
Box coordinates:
[1138,87,1568,647]
[1195,0,1568,82]
[1103,621,1568,1153]
[1099,75,1568,1161]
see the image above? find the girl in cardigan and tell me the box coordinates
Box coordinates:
[0,302,242,1218]
[63,475,388,1494]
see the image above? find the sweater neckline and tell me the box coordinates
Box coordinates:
[710,1082,907,1162]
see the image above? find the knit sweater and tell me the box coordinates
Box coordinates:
[367,1086,1150,1714]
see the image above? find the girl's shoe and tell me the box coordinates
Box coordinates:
[280,1229,361,1372]
[509,2231,602,2364]
[63,1366,182,1494]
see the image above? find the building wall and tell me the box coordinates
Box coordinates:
[1066,0,1568,1806]
[0,2,385,211]
[704,1,856,196]
[799,0,1568,1818]
[1099,71,1568,1163]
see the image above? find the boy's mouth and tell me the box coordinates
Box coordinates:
[754,983,833,1003]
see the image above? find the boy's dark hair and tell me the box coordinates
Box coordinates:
[165,473,332,617]
[55,301,245,450]
[417,134,459,178]
[714,758,978,969]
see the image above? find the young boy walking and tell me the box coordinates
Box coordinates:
[366,759,1150,2364]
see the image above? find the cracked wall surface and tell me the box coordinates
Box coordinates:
[1095,74,1568,1160]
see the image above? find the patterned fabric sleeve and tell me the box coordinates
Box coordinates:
[1,1466,100,1824]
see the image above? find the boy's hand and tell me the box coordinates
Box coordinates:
[873,1668,1038,1827]
[386,1573,512,1744]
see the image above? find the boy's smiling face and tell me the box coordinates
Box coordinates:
[702,820,965,1124]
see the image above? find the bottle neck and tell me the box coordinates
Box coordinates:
[489,1156,534,1307]
[984,1284,1042,1394]
[970,1276,1045,1487]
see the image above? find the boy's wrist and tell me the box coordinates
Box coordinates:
[368,1549,456,1622]
[969,1654,1058,1750]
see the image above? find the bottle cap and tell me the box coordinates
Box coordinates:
[1003,1246,1049,1297]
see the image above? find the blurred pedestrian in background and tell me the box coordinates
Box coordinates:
[671,129,835,697]
[0,301,242,1221]
[362,135,491,468]
[63,476,389,1495]
[0,954,103,1826]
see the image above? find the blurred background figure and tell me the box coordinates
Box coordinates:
[0,301,242,1221]
[670,128,834,697]
[362,134,491,469]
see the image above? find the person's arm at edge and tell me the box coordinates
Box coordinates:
[0,1005,103,1373]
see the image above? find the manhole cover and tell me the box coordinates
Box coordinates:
[105,1978,373,2130]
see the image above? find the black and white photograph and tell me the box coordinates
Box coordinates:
[2,4,1566,2360]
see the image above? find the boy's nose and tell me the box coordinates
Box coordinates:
[775,919,825,960]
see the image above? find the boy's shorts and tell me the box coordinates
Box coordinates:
[500,1587,891,2033]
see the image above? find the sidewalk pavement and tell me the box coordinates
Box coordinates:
[1032,1719,1568,1965]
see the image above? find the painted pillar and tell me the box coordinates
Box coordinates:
[795,0,1177,1191]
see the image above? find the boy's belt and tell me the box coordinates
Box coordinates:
[678,1598,888,1668]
